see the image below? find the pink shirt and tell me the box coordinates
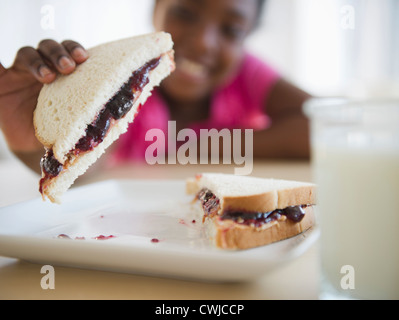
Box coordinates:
[110,53,280,164]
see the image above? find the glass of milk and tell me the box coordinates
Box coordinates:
[304,98,399,299]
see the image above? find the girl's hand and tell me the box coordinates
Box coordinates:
[0,39,88,153]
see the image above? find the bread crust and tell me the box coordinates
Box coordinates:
[221,193,277,214]
[187,173,316,213]
[277,186,316,209]
[211,206,315,249]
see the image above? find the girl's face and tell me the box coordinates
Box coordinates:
[153,0,258,104]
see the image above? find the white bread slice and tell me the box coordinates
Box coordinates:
[186,173,316,213]
[205,206,315,249]
[34,32,175,203]
[187,173,316,250]
[34,32,174,164]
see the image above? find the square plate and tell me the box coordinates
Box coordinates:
[0,179,318,282]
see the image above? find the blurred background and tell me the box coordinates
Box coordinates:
[1,0,398,159]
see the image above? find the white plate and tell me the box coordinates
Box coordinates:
[0,179,319,282]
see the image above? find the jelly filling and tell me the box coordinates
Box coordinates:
[196,188,307,227]
[40,56,161,181]
[196,188,220,221]
[221,205,307,228]
[40,149,63,177]
[74,56,160,154]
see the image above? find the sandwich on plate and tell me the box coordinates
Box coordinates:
[34,32,175,203]
[187,173,316,250]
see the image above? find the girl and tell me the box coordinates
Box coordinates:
[0,0,310,173]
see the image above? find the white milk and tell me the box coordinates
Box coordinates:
[314,146,399,299]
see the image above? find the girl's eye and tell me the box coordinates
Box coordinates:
[222,24,246,41]
[169,5,197,23]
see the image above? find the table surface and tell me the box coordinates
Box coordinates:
[0,158,320,300]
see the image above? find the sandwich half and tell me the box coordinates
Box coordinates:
[34,32,175,203]
[186,173,316,250]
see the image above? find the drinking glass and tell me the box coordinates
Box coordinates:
[304,98,399,299]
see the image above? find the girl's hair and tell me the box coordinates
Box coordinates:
[255,0,267,24]
[257,0,267,11]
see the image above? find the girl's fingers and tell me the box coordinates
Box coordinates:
[14,46,56,83]
[11,39,87,84]
[61,40,89,64]
[37,39,76,75]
